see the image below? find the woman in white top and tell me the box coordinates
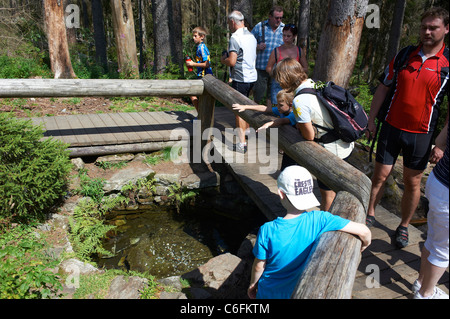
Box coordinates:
[273,58,354,211]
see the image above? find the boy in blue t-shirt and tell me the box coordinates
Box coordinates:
[232,90,296,131]
[248,165,371,299]
[185,27,213,113]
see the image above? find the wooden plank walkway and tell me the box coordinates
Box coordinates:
[30,107,449,299]
[354,206,449,299]
[31,110,195,147]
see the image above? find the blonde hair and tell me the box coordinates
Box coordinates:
[274,58,308,93]
[276,90,294,105]
[192,26,208,37]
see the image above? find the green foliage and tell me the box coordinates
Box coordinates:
[0,224,62,299]
[76,169,105,203]
[71,268,161,299]
[167,183,198,214]
[68,195,126,262]
[95,161,128,170]
[0,114,72,225]
[0,54,51,79]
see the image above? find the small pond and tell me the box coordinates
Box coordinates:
[97,196,266,279]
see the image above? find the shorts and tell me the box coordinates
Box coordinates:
[424,171,449,268]
[376,122,433,170]
[232,81,255,98]
[253,70,271,103]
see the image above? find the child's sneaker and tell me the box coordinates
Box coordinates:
[413,286,449,299]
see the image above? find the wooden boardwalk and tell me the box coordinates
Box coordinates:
[30,107,448,299]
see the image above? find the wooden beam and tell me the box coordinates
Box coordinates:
[202,74,370,299]
[201,74,371,210]
[197,91,216,151]
[68,141,180,157]
[0,79,204,98]
[292,191,365,299]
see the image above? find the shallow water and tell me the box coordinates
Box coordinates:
[98,204,264,279]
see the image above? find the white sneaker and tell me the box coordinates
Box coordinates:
[413,287,449,299]
[412,279,448,296]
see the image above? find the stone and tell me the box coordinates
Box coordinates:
[96,153,135,164]
[71,158,85,171]
[59,258,100,276]
[158,276,183,291]
[159,291,187,299]
[182,253,247,298]
[181,171,220,189]
[154,173,181,186]
[103,166,155,193]
[105,275,148,299]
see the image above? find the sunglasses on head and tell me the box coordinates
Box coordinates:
[283,24,297,31]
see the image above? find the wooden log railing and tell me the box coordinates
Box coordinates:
[0,75,371,299]
[201,75,371,299]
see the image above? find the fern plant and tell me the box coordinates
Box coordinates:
[69,195,127,261]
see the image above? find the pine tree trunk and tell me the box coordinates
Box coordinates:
[92,0,108,70]
[313,0,368,88]
[386,0,406,64]
[44,0,77,79]
[151,0,171,74]
[110,0,139,78]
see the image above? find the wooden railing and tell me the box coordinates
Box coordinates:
[0,75,371,299]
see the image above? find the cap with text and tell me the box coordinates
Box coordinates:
[277,165,320,210]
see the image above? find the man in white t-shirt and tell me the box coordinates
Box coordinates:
[221,11,257,153]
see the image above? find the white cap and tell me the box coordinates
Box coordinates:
[277,165,320,210]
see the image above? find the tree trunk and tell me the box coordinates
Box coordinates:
[386,0,406,64]
[44,0,77,79]
[151,0,171,74]
[171,0,184,76]
[110,0,139,78]
[151,0,183,75]
[312,0,369,88]
[232,0,252,27]
[92,0,108,70]
[298,0,311,54]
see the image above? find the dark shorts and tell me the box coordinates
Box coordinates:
[376,122,433,170]
[232,81,255,98]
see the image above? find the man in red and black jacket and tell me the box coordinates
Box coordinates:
[366,7,449,249]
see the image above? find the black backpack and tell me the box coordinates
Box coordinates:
[295,81,368,144]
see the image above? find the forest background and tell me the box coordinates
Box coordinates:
[0,0,448,131]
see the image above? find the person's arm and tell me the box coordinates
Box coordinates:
[366,84,390,138]
[221,51,237,68]
[248,258,266,299]
[430,121,448,164]
[232,103,271,113]
[340,221,371,252]
[296,122,316,141]
[266,50,276,76]
[186,59,210,69]
[257,118,291,132]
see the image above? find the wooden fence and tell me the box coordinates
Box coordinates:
[0,75,371,299]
